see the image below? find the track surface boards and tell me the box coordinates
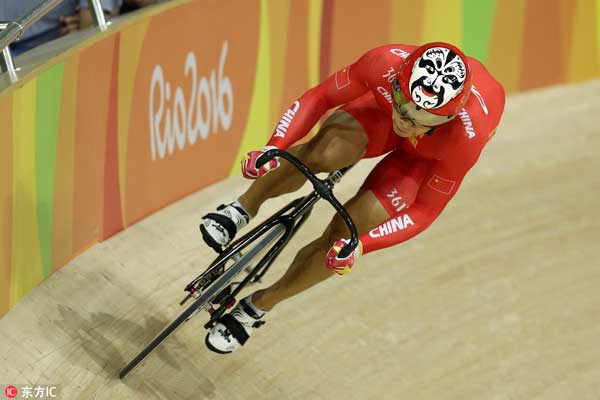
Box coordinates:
[1,81,599,399]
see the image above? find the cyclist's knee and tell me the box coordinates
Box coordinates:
[303,145,340,172]
[292,111,366,173]
[306,134,365,173]
[322,109,356,129]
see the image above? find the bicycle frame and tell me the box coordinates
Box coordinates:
[201,189,321,327]
[120,186,323,379]
[119,151,357,379]
[119,224,286,379]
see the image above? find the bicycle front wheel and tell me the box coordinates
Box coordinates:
[119,222,287,379]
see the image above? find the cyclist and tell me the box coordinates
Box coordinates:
[200,42,506,353]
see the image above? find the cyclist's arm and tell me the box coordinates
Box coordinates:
[266,50,378,150]
[359,152,478,255]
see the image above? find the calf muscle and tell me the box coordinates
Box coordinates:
[252,190,390,311]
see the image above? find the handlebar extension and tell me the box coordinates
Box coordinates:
[256,149,359,259]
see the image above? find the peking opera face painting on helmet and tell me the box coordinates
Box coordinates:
[391,42,474,134]
[410,46,469,111]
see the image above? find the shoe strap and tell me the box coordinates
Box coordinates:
[204,212,237,241]
[219,314,250,345]
[218,203,250,225]
[239,298,265,320]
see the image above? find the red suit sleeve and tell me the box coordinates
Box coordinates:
[266,50,379,150]
[359,150,479,255]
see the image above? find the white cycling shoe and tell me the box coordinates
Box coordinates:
[205,296,266,354]
[200,202,250,251]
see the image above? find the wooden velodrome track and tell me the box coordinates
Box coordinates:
[1,80,599,399]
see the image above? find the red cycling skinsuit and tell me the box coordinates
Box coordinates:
[266,44,506,255]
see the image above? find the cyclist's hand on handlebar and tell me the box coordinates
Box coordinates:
[326,238,363,275]
[241,146,280,179]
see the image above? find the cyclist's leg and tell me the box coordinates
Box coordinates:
[251,189,387,310]
[205,188,392,354]
[205,105,412,352]
[238,92,401,217]
[202,93,399,249]
[251,150,430,311]
[238,109,368,217]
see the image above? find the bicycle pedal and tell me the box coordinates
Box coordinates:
[206,296,236,320]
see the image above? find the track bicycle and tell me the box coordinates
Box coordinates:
[119,149,359,379]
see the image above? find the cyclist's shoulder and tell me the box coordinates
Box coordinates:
[358,43,418,64]
[469,58,505,99]
[435,101,504,164]
[432,60,505,151]
[426,125,485,172]
[463,62,506,144]
[355,44,418,84]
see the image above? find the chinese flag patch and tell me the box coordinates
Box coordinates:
[335,67,351,89]
[427,175,456,194]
